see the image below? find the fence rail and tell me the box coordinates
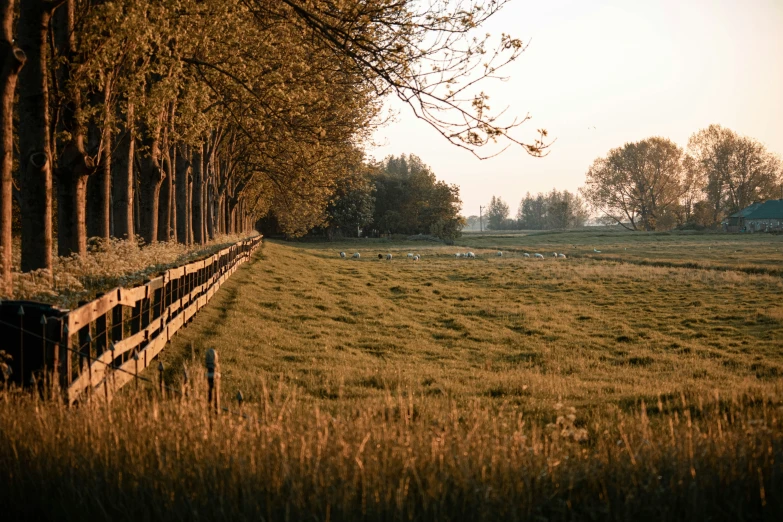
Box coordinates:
[1,235,262,404]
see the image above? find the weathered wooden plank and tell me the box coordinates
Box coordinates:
[167,312,185,340]
[104,331,167,395]
[67,288,121,332]
[168,266,185,280]
[184,299,198,322]
[184,259,204,275]
[67,348,114,404]
[147,276,165,292]
[119,286,147,307]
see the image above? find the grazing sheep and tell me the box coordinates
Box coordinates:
[352,252,360,259]
[340,252,346,258]
[455,253,462,258]
[593,248,601,253]
[413,255,420,261]
[523,253,530,258]
[497,251,503,257]
[466,252,475,258]
[378,253,384,260]
[553,252,558,257]
[557,253,567,259]
[407,253,414,258]
[534,253,544,259]
[386,253,393,260]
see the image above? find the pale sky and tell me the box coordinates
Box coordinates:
[369,0,783,218]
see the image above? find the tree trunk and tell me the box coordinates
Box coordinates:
[192,144,204,244]
[85,165,101,237]
[217,194,224,235]
[85,85,111,241]
[187,165,193,244]
[138,168,162,246]
[175,144,190,244]
[206,175,215,240]
[85,88,112,241]
[169,145,177,242]
[137,116,164,245]
[17,0,55,271]
[54,0,92,257]
[0,0,25,293]
[134,175,141,238]
[112,102,134,240]
[157,150,172,242]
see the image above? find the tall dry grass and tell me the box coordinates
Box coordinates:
[0,377,780,521]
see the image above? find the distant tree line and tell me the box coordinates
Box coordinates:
[582,125,783,231]
[479,190,588,231]
[320,154,464,241]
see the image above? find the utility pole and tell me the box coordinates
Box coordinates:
[479,206,484,232]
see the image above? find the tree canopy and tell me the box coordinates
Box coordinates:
[370,154,464,240]
[582,137,684,231]
[485,196,510,230]
[517,190,588,230]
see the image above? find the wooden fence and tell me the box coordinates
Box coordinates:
[31,236,263,404]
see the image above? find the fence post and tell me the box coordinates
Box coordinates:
[95,293,107,357]
[51,318,60,399]
[133,350,139,391]
[39,314,47,394]
[206,348,219,413]
[141,282,151,330]
[158,362,165,399]
[108,342,116,400]
[111,294,123,364]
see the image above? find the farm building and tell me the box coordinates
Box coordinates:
[724,200,783,232]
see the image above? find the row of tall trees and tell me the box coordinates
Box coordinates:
[582,126,782,231]
[0,0,547,294]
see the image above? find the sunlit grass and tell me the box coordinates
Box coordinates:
[163,235,783,410]
[1,230,782,520]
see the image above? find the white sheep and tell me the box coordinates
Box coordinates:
[496,251,503,257]
[407,253,414,258]
[557,253,567,259]
[466,252,475,258]
[523,253,530,258]
[352,252,361,259]
[340,252,346,258]
[534,253,544,259]
[455,253,462,258]
[386,253,393,260]
[413,255,420,261]
[593,248,601,253]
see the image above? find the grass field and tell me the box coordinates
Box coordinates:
[1,229,782,520]
[161,229,783,409]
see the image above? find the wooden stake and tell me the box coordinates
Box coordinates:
[158,361,165,398]
[206,348,219,413]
